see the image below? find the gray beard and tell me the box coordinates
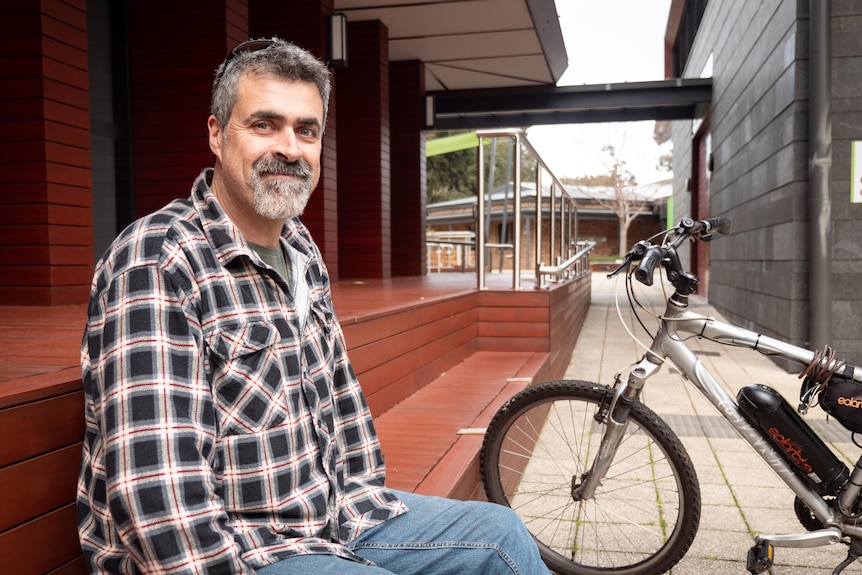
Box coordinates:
[251,157,314,221]
[252,174,312,220]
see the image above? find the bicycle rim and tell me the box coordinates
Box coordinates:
[481,380,700,575]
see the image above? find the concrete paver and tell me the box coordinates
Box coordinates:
[560,274,862,574]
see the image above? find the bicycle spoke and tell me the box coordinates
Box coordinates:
[482,381,699,574]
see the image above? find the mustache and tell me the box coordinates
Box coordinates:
[253,157,313,180]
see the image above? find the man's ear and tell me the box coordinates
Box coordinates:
[207,115,223,161]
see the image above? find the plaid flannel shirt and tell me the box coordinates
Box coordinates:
[78,168,406,574]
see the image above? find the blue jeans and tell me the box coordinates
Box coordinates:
[257,491,550,575]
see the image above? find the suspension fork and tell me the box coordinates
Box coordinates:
[572,355,663,500]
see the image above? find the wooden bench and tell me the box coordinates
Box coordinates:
[0,367,87,575]
[0,353,547,575]
[374,350,550,500]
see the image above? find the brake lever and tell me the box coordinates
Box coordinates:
[607,241,649,279]
[607,255,632,279]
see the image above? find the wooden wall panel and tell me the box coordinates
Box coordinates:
[390,60,426,277]
[0,503,81,575]
[337,20,390,279]
[548,275,591,376]
[249,0,340,276]
[0,392,84,465]
[0,444,81,533]
[0,0,93,305]
[126,0,250,219]
[0,388,85,574]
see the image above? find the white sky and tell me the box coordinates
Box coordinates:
[526,0,673,185]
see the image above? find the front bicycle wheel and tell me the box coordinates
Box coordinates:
[481,380,701,575]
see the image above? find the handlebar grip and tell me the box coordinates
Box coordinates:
[634,246,663,286]
[704,217,731,235]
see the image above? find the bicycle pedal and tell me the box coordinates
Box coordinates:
[746,540,774,574]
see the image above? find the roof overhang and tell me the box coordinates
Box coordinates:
[334,0,567,91]
[427,78,713,130]
[332,2,711,131]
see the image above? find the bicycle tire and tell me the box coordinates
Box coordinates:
[481,380,701,575]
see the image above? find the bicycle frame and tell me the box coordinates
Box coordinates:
[574,289,862,547]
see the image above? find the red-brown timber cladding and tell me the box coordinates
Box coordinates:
[390,59,427,277]
[0,0,94,306]
[337,20,391,279]
[250,0,341,277]
[125,0,250,218]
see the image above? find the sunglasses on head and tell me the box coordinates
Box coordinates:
[214,39,276,87]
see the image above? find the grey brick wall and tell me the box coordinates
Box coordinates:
[671,0,862,364]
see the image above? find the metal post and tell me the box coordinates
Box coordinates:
[534,168,543,286]
[549,178,556,273]
[559,193,566,265]
[499,139,511,272]
[477,136,486,290]
[809,0,832,348]
[513,134,522,289]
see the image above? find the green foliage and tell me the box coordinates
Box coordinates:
[426,132,539,205]
[427,148,477,204]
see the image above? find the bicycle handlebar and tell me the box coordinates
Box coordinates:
[609,217,733,292]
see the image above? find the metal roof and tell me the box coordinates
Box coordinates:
[426,182,667,225]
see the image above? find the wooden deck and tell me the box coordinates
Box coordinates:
[0,273,560,408]
[0,306,85,384]
[0,271,590,489]
[0,272,591,574]
[0,275,489,388]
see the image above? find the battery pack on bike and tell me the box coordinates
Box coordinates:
[738,384,849,495]
[819,373,862,433]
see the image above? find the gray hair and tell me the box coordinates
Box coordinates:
[211,38,331,129]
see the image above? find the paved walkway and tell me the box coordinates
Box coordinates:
[562,274,862,574]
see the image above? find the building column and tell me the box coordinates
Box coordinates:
[0,0,93,305]
[125,0,249,219]
[250,0,340,277]
[390,60,426,277]
[337,20,391,279]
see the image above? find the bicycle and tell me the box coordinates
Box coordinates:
[480,217,862,574]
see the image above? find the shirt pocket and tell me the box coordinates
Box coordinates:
[204,321,287,434]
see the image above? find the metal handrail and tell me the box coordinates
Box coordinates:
[474,128,593,290]
[536,241,596,288]
[426,237,474,273]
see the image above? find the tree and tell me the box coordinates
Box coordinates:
[426,132,538,205]
[657,151,673,173]
[574,145,647,255]
[427,147,477,204]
